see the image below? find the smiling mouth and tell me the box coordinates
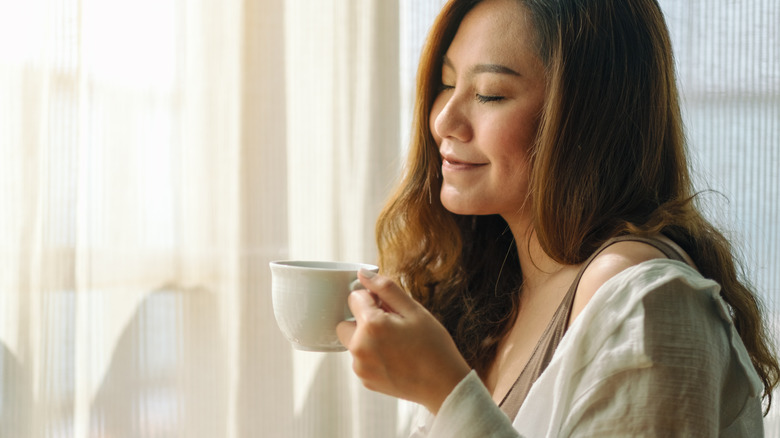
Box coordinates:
[442,158,487,170]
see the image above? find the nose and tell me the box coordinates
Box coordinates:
[430,89,472,144]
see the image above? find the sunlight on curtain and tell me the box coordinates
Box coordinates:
[0,0,245,435]
[0,0,409,436]
[282,0,405,437]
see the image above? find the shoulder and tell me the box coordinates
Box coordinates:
[520,256,764,436]
[569,237,695,326]
[563,255,730,374]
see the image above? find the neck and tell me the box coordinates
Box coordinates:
[506,215,564,292]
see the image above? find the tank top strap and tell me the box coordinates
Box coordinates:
[556,234,689,323]
[498,234,690,420]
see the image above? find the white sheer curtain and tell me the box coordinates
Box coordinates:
[0,0,777,437]
[0,0,245,435]
[0,0,407,436]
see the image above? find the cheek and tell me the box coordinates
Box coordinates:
[491,116,538,157]
[488,115,538,179]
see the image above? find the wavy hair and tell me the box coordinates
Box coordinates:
[376,0,779,411]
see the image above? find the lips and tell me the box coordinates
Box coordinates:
[441,154,488,171]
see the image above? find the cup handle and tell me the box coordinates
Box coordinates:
[349,278,364,292]
[344,278,365,321]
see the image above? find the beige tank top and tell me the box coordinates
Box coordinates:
[498,235,690,420]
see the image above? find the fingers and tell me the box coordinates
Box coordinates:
[340,272,473,413]
[347,288,386,324]
[356,269,417,315]
[338,288,392,349]
[336,319,356,348]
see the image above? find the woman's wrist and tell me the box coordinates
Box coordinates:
[423,361,472,414]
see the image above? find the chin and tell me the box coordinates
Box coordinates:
[440,197,482,216]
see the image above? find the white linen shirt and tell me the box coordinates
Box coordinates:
[410,259,765,437]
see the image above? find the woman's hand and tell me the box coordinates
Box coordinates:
[336,269,471,414]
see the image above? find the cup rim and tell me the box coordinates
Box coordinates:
[269,260,378,272]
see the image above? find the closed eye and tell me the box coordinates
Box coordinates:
[476,94,504,103]
[439,83,455,93]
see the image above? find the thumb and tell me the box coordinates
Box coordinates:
[356,269,418,315]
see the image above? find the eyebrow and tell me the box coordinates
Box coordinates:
[442,55,521,77]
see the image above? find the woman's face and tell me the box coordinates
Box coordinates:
[430,0,545,223]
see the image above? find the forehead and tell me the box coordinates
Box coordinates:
[445,0,537,69]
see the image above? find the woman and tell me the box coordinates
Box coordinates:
[337,0,779,435]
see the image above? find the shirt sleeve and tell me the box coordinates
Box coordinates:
[560,275,764,437]
[419,370,521,438]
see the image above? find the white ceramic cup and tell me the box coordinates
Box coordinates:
[269,260,379,352]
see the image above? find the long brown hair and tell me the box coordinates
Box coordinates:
[376,0,779,410]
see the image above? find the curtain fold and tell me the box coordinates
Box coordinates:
[235,0,293,435]
[1,0,407,436]
[2,0,248,436]
[282,1,403,436]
